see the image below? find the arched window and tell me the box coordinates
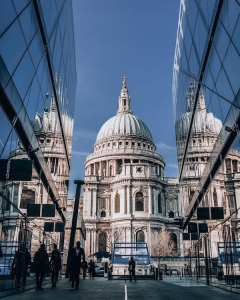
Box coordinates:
[109,166,113,177]
[158,194,162,214]
[115,193,120,213]
[169,211,174,218]
[135,192,144,211]
[213,188,218,206]
[170,233,177,253]
[98,232,107,252]
[136,230,145,242]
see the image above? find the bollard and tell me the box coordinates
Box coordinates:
[159,271,163,280]
[156,267,158,280]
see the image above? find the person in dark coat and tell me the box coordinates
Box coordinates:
[128,256,136,282]
[50,244,61,288]
[88,259,95,279]
[12,244,31,287]
[34,244,49,290]
[81,260,88,279]
[70,241,85,289]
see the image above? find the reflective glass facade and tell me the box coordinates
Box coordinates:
[173,0,240,291]
[0,0,76,296]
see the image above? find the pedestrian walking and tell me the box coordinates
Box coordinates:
[88,259,95,279]
[70,241,85,289]
[33,244,49,290]
[12,244,31,288]
[128,256,136,282]
[50,244,61,288]
[81,260,88,279]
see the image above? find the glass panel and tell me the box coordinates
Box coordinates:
[12,0,31,14]
[18,1,38,46]
[0,19,26,76]
[12,50,35,100]
[0,0,16,36]
[0,108,12,158]
[231,15,240,57]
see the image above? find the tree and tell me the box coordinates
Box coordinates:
[151,226,176,265]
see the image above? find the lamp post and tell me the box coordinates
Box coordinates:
[65,180,84,278]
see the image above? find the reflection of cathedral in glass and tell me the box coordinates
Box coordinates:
[83,77,180,257]
[1,94,73,254]
[176,84,240,256]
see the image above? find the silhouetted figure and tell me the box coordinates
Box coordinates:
[70,241,85,289]
[12,244,31,287]
[88,259,95,279]
[128,256,136,282]
[81,260,88,279]
[50,244,61,288]
[34,244,49,290]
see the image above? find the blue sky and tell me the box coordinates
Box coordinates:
[68,0,180,198]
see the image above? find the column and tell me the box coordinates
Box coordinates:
[94,163,96,176]
[106,160,109,177]
[148,185,152,214]
[90,189,93,216]
[99,161,102,177]
[92,188,97,216]
[128,184,132,214]
[152,187,155,214]
[124,186,127,214]
[114,160,118,175]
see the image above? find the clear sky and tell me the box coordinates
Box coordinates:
[68,0,180,198]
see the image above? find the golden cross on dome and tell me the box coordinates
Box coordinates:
[122,75,127,88]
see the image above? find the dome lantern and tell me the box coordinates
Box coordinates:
[117,75,132,115]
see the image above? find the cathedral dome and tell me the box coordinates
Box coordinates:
[96,76,153,143]
[96,113,153,142]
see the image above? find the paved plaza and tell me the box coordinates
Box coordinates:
[2,277,240,300]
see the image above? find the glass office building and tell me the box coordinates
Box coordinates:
[173,0,240,290]
[0,0,76,295]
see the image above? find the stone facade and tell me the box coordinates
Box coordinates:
[83,77,180,257]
